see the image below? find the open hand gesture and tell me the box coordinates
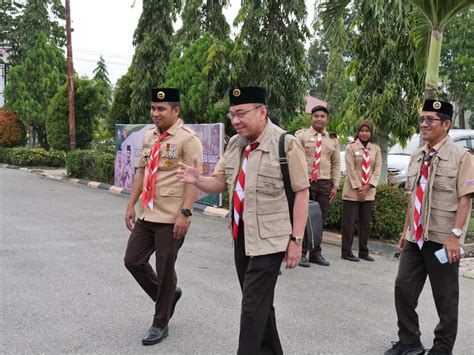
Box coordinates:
[177,156,200,185]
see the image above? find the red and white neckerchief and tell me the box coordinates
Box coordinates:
[141,121,184,210]
[361,146,371,186]
[232,142,260,240]
[310,133,322,182]
[413,149,437,249]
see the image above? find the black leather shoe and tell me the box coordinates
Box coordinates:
[142,326,168,345]
[342,255,360,262]
[170,287,182,319]
[309,255,330,266]
[427,349,452,355]
[299,256,310,267]
[360,255,375,261]
[384,340,425,355]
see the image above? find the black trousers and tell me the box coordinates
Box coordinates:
[341,200,373,257]
[395,241,459,353]
[303,179,333,257]
[124,219,184,328]
[234,224,285,355]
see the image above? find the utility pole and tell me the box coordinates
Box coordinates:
[66,0,76,151]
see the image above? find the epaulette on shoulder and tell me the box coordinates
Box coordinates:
[180,125,196,135]
[329,132,338,138]
[295,128,306,135]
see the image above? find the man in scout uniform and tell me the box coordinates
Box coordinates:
[295,105,340,267]
[385,99,474,355]
[123,88,203,346]
[177,86,309,354]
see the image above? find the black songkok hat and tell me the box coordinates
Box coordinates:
[151,88,180,103]
[311,105,329,115]
[229,86,266,106]
[422,99,453,118]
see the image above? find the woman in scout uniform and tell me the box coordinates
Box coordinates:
[340,120,381,262]
[123,88,203,346]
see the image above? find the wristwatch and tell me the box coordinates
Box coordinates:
[451,228,463,238]
[290,235,303,245]
[181,208,192,217]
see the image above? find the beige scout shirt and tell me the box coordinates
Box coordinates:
[405,136,474,245]
[342,140,382,201]
[213,120,309,256]
[138,119,203,224]
[295,127,340,187]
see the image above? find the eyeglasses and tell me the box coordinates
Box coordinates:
[419,116,442,125]
[226,105,263,120]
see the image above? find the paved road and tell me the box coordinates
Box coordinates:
[1,168,473,354]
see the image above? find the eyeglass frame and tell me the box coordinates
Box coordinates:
[418,115,443,125]
[226,105,264,120]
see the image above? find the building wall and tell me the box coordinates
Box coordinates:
[0,47,10,107]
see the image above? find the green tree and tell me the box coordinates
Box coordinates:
[411,0,473,98]
[93,55,112,119]
[108,71,133,129]
[128,0,180,123]
[165,33,233,124]
[439,8,474,128]
[175,0,230,52]
[4,32,66,148]
[0,0,65,66]
[231,0,309,126]
[46,76,99,151]
[307,36,328,99]
[321,0,424,182]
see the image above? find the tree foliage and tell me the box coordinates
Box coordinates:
[307,36,328,100]
[439,8,474,128]
[165,33,233,125]
[93,55,112,119]
[128,0,180,123]
[0,0,65,66]
[46,77,100,151]
[4,32,66,148]
[108,70,133,130]
[231,0,309,126]
[0,109,26,147]
[321,0,424,182]
[175,0,230,52]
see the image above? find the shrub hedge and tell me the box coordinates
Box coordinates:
[0,109,26,147]
[326,180,408,242]
[66,149,114,185]
[0,147,66,167]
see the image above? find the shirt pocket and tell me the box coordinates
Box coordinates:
[257,210,292,239]
[159,185,184,197]
[256,163,284,195]
[405,165,419,192]
[224,166,235,185]
[433,166,457,192]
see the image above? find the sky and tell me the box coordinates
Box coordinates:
[71,0,316,86]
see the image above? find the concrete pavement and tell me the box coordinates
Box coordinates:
[1,166,473,354]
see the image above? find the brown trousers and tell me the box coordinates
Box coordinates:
[395,241,459,353]
[303,179,333,257]
[341,200,373,257]
[235,223,284,355]
[124,219,184,328]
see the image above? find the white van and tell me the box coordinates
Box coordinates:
[388,129,474,188]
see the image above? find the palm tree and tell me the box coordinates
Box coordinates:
[411,0,473,98]
[319,0,473,98]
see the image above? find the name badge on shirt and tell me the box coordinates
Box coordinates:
[355,151,362,157]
